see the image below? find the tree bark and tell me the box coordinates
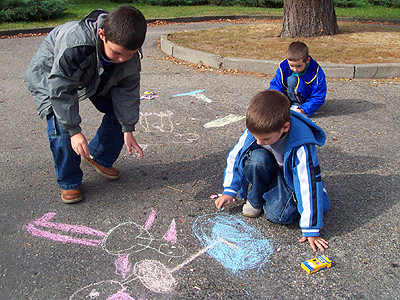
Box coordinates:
[280,0,339,38]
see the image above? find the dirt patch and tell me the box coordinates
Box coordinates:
[168,20,400,64]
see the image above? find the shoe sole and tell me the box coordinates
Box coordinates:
[82,157,119,180]
[242,212,262,218]
[242,202,262,218]
[61,195,82,204]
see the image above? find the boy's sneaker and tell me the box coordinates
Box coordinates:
[242,201,262,218]
[82,156,120,180]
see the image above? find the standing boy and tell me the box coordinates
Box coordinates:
[25,6,147,203]
[215,90,330,252]
[269,41,327,117]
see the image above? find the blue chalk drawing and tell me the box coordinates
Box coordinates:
[172,89,205,97]
[192,213,273,273]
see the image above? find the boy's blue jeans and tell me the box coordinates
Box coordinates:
[287,75,305,108]
[46,95,124,190]
[241,148,299,224]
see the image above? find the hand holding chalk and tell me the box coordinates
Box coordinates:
[214,194,235,211]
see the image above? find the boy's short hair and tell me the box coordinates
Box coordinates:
[102,5,147,50]
[246,90,291,134]
[287,41,309,62]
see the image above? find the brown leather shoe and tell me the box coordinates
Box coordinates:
[82,156,120,180]
[61,188,82,204]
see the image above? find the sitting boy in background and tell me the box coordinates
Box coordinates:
[25,6,147,203]
[269,41,327,117]
[215,90,330,252]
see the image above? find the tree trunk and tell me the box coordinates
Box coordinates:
[280,0,339,38]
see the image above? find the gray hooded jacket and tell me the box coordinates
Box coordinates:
[24,10,142,136]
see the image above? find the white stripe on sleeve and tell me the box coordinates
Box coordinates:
[223,130,248,188]
[296,146,312,228]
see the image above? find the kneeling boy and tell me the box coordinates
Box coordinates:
[215,90,330,252]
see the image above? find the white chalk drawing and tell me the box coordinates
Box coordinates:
[23,211,273,298]
[140,111,174,133]
[138,111,200,144]
[204,114,246,128]
[190,93,212,103]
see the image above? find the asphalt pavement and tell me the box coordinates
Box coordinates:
[1,20,400,300]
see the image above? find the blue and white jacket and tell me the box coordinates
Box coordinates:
[222,111,330,237]
[269,57,327,116]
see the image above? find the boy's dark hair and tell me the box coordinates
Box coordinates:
[287,41,309,62]
[102,5,147,50]
[246,90,291,134]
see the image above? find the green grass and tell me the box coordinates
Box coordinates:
[1,1,400,30]
[335,5,400,20]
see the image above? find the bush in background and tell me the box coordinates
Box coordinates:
[368,0,400,8]
[0,0,68,23]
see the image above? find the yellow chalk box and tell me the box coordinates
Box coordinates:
[301,254,332,274]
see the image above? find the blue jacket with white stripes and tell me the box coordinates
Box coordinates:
[222,110,330,237]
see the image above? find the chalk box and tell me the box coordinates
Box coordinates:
[301,254,332,274]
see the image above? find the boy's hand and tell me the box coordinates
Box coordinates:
[299,236,329,252]
[70,132,90,158]
[124,132,144,158]
[296,108,307,116]
[215,195,234,211]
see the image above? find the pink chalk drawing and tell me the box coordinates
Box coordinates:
[24,210,188,297]
[143,208,156,230]
[25,211,273,298]
[23,212,106,247]
[106,290,136,300]
[24,211,185,257]
[115,254,131,279]
[163,219,177,245]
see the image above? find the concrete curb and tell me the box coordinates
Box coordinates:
[157,15,400,79]
[2,15,399,78]
[0,26,54,37]
[160,33,400,79]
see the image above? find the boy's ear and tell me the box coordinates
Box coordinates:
[306,56,311,64]
[283,122,291,133]
[98,28,106,42]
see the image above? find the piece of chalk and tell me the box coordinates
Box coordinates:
[220,206,224,211]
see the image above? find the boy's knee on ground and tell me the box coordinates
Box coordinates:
[245,148,276,166]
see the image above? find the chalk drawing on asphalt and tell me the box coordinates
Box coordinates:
[24,211,273,298]
[172,89,212,103]
[23,211,185,257]
[204,114,245,128]
[193,213,273,273]
[72,235,240,297]
[138,111,200,144]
